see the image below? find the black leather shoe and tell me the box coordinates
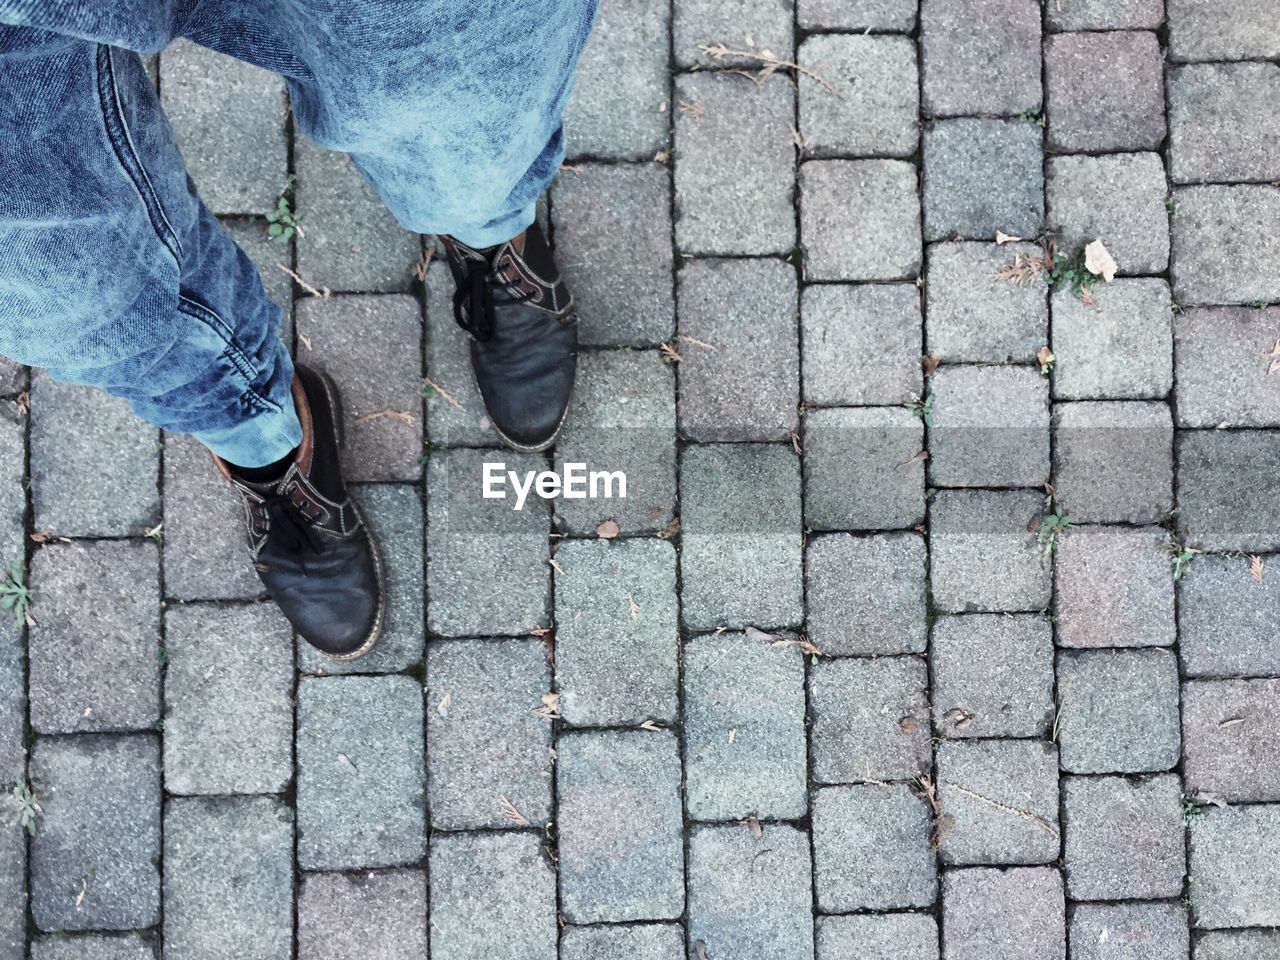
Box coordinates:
[443,223,577,451]
[215,364,385,659]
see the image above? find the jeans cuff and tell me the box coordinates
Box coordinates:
[448,201,538,248]
[192,395,303,468]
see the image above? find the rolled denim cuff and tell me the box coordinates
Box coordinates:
[447,200,538,249]
[192,397,303,468]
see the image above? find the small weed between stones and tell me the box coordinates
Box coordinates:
[904,393,934,428]
[1170,541,1199,581]
[7,778,41,836]
[1035,502,1072,557]
[0,560,32,628]
[265,175,302,244]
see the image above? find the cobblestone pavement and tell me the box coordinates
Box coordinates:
[3,1,1280,957]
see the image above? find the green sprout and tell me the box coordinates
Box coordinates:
[0,560,31,628]
[905,393,934,428]
[265,177,301,244]
[8,779,41,837]
[1037,503,1071,557]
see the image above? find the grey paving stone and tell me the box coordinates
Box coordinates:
[425,638,552,830]
[1070,903,1190,960]
[687,824,813,960]
[1178,555,1280,678]
[1196,932,1280,960]
[557,730,683,922]
[817,914,939,960]
[1051,280,1173,401]
[162,431,262,600]
[1052,401,1173,525]
[677,257,799,443]
[1189,805,1280,929]
[423,259,498,446]
[1170,186,1280,306]
[923,119,1045,242]
[564,0,670,160]
[679,443,803,631]
[296,675,425,870]
[801,160,922,281]
[30,371,159,537]
[220,216,294,337]
[798,35,919,158]
[925,241,1049,364]
[931,614,1055,739]
[1183,679,1280,803]
[294,137,419,293]
[942,868,1066,960]
[163,602,292,795]
[1056,648,1181,774]
[163,797,293,960]
[1046,0,1164,29]
[554,539,679,726]
[297,869,427,960]
[936,740,1060,866]
[0,415,25,784]
[930,489,1052,613]
[928,365,1050,488]
[0,826,24,958]
[1044,32,1165,153]
[1167,0,1280,61]
[1174,307,1280,428]
[0,357,24,396]
[551,164,674,345]
[30,734,160,931]
[1054,526,1176,649]
[295,294,422,481]
[920,0,1042,117]
[799,0,916,30]
[806,532,927,656]
[684,631,807,821]
[801,283,922,404]
[1169,64,1280,185]
[810,655,931,783]
[28,540,160,734]
[803,406,925,531]
[425,447,550,636]
[813,784,937,911]
[673,73,795,255]
[430,832,557,960]
[673,0,794,68]
[560,924,683,960]
[160,40,286,215]
[1062,774,1186,901]
[1177,430,1280,553]
[298,484,424,674]
[1046,155,1170,277]
[32,933,157,960]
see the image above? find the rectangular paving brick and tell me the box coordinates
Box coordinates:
[554,350,676,534]
[561,924,683,960]
[817,914,938,960]
[806,532,927,656]
[928,365,1049,488]
[1178,555,1280,678]
[30,371,159,537]
[1056,648,1181,774]
[1183,679,1280,803]
[0,826,23,957]
[0,357,24,396]
[296,675,425,870]
[1168,0,1280,61]
[798,35,919,158]
[799,0,916,30]
[1052,401,1173,524]
[425,447,550,636]
[936,740,1060,866]
[0,405,25,783]
[1070,903,1189,960]
[423,259,499,447]
[813,784,936,911]
[425,638,552,830]
[30,734,161,931]
[926,241,1048,364]
[1047,0,1163,29]
[1045,32,1165,153]
[554,539,679,727]
[677,258,799,443]
[923,119,1044,241]
[673,0,793,69]
[931,614,1054,739]
[163,602,292,795]
[679,443,803,631]
[687,824,813,960]
[942,868,1065,960]
[552,164,674,346]
[1051,280,1173,401]
[1171,186,1280,306]
[163,797,293,960]
[1063,774,1186,901]
[1189,806,1280,929]
[564,0,669,160]
[557,730,683,923]
[801,283,922,405]
[1054,526,1176,649]
[1177,430,1280,553]
[801,160,922,281]
[1174,307,1280,428]
[1196,932,1280,960]
[1169,64,1280,185]
[32,933,157,960]
[673,73,795,255]
[295,294,423,481]
[160,40,286,215]
[430,832,557,960]
[810,655,931,784]
[298,869,427,960]
[920,0,1042,117]
[29,540,160,734]
[683,631,807,821]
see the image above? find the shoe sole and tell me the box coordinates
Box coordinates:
[472,364,576,454]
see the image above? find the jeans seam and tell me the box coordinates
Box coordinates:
[176,296,283,415]
[93,44,184,262]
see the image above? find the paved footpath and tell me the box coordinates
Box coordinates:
[3,0,1280,957]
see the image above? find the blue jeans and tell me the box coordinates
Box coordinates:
[0,0,596,465]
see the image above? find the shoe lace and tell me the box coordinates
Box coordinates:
[452,256,537,342]
[263,494,325,555]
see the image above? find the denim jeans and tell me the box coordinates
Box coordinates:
[0,0,596,465]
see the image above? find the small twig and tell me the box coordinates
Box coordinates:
[276,263,329,299]
[945,781,1059,836]
[422,377,465,412]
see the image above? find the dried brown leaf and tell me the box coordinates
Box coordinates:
[500,795,530,827]
[1251,554,1265,583]
[995,230,1024,245]
[595,519,620,540]
[922,354,941,377]
[1084,239,1118,282]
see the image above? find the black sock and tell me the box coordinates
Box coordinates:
[231,448,297,484]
